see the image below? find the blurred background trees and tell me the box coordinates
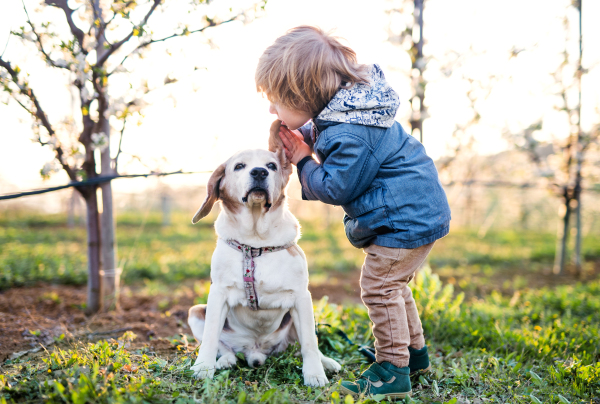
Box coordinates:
[0,0,265,313]
[1,0,599,301]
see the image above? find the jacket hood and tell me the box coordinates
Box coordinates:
[316,64,400,128]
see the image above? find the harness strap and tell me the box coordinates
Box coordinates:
[224,239,296,310]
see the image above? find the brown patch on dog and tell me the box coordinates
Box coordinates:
[192,161,227,224]
[188,304,207,321]
[286,244,301,257]
[220,184,241,214]
[270,194,286,211]
[268,119,293,181]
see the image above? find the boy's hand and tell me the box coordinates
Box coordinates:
[279,125,312,165]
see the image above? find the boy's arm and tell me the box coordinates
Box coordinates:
[297,123,314,152]
[298,135,381,205]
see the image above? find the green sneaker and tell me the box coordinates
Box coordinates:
[340,362,412,399]
[408,345,431,374]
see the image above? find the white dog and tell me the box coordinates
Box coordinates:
[188,120,341,386]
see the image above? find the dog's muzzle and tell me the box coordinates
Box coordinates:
[242,167,271,206]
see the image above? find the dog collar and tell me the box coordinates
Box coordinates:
[224,239,296,311]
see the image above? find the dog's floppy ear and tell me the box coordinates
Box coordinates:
[268,119,292,177]
[192,162,226,224]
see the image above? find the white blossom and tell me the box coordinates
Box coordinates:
[55,59,69,68]
[40,160,60,177]
[80,86,90,101]
[47,136,58,150]
[91,132,109,151]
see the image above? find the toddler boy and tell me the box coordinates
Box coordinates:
[256,26,451,398]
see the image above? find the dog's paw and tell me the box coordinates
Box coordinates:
[321,356,342,372]
[304,373,329,387]
[191,364,215,379]
[216,353,237,370]
[191,357,216,379]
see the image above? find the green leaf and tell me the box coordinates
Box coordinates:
[260,388,276,402]
[529,370,543,386]
[557,395,570,404]
[237,391,246,404]
[344,394,354,404]
[530,394,542,404]
[372,394,386,402]
[432,380,440,396]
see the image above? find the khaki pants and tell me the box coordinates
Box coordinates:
[360,242,434,368]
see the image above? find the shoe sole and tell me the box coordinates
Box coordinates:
[339,385,413,399]
[410,364,432,375]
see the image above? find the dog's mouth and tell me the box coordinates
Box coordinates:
[242,187,271,207]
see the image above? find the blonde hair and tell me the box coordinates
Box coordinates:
[256,26,369,116]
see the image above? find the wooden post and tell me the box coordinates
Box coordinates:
[84,186,102,314]
[553,190,571,275]
[162,192,171,227]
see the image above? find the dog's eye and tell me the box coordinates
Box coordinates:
[234,163,245,171]
[266,163,277,171]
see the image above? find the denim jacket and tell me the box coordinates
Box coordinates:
[297,64,451,249]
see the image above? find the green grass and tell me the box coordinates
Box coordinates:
[1,210,599,402]
[1,210,599,291]
[1,267,599,403]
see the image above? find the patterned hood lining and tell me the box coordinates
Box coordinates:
[316,64,400,129]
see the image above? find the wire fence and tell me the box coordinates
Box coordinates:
[1,171,599,236]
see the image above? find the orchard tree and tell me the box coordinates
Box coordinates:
[506,0,599,275]
[0,0,264,313]
[385,0,426,143]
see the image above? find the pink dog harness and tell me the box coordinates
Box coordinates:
[225,239,296,310]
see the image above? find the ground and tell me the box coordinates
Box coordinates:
[1,212,599,403]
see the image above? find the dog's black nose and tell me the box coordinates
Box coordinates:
[250,167,268,180]
[252,360,261,367]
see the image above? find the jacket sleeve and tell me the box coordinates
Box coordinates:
[298,122,314,152]
[299,134,381,205]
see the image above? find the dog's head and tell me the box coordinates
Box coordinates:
[192,120,293,224]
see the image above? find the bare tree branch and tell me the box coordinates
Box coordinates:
[22,0,70,70]
[0,57,78,181]
[113,116,126,172]
[107,15,239,76]
[44,0,86,52]
[95,0,162,67]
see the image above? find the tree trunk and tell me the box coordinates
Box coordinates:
[553,193,571,275]
[84,187,102,314]
[573,0,583,277]
[95,0,119,311]
[409,0,425,143]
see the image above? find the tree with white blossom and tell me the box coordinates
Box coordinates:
[0,0,265,313]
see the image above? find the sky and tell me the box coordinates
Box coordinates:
[0,0,599,196]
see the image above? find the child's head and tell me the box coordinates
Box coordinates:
[256,26,369,120]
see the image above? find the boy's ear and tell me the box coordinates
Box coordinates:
[192,162,227,224]
[268,119,292,178]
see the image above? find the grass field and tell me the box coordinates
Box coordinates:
[1,211,599,292]
[1,210,599,403]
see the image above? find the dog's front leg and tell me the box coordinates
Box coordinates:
[191,287,228,379]
[291,293,329,387]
